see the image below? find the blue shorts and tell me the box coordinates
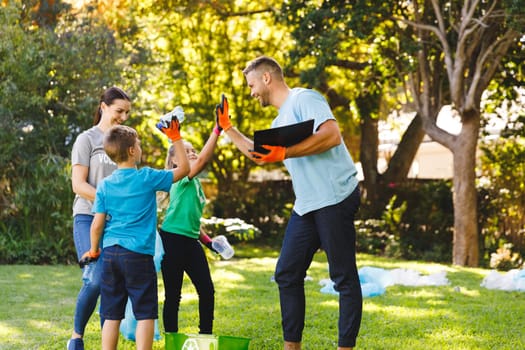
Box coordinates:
[100,245,158,321]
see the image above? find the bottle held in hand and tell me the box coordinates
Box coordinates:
[211,235,234,259]
[156,105,185,130]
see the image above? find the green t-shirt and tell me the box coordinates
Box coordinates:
[161,176,206,239]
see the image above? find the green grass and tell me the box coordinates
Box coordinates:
[0,244,523,349]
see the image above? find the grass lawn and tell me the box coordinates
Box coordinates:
[0,244,523,349]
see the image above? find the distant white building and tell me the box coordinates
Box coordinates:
[356,104,507,181]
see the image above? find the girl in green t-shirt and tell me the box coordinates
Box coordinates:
[159,125,221,334]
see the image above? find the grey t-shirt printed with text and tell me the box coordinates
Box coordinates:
[71,126,117,216]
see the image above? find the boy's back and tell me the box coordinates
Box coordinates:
[83,122,189,350]
[94,167,173,256]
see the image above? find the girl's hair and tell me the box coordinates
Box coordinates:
[103,125,137,163]
[165,141,192,169]
[165,145,176,169]
[93,86,131,125]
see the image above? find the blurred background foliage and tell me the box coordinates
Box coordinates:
[0,0,523,268]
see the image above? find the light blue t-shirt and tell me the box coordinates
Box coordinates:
[273,88,359,215]
[93,167,174,256]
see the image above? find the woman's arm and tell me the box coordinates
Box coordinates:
[71,164,96,202]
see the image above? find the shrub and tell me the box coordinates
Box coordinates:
[357,180,454,263]
[489,243,523,271]
[200,217,261,243]
[478,137,525,268]
[0,154,75,264]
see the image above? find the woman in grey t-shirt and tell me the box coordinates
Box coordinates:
[67,87,131,350]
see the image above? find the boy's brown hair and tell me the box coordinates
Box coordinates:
[104,125,137,163]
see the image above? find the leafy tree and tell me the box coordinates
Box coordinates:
[0,1,129,262]
[280,1,524,266]
[278,0,427,217]
[97,0,296,232]
[348,0,524,266]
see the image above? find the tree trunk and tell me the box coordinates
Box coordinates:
[383,113,426,183]
[355,94,380,206]
[451,111,480,266]
[360,109,379,204]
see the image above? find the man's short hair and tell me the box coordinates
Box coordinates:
[242,56,283,79]
[104,125,137,163]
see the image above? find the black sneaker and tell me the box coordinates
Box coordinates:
[67,338,84,350]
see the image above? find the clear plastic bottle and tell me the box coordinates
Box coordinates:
[158,105,185,128]
[211,235,234,259]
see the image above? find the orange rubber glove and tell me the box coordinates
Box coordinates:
[161,119,182,142]
[250,145,286,163]
[215,94,232,132]
[79,248,101,268]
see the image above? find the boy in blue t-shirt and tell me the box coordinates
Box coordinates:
[81,122,189,349]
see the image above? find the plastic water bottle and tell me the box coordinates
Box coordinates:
[157,105,185,129]
[211,235,234,259]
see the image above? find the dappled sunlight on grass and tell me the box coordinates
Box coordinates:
[392,287,451,300]
[230,243,280,259]
[1,249,524,349]
[27,319,58,331]
[318,299,338,308]
[212,269,246,282]
[215,257,277,272]
[0,322,22,337]
[427,328,479,342]
[366,301,456,319]
[448,286,481,297]
[180,292,198,302]
[308,259,329,272]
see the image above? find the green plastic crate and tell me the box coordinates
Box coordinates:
[165,333,250,350]
[218,335,251,350]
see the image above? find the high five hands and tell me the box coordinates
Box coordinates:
[214,94,285,163]
[215,94,232,132]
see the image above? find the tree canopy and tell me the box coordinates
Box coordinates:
[1,0,524,266]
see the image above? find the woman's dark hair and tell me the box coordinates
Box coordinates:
[93,86,131,125]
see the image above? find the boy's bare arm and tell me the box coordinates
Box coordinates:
[90,213,106,255]
[79,212,105,267]
[171,139,190,181]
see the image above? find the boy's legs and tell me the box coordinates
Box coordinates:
[100,245,128,350]
[101,320,120,350]
[100,320,156,350]
[125,247,158,350]
[101,245,158,349]
[274,211,320,345]
[136,319,155,350]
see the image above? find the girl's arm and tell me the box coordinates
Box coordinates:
[188,129,219,179]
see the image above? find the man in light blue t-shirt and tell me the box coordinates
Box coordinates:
[216,56,361,350]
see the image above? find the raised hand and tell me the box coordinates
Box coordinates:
[159,119,182,142]
[215,94,232,132]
